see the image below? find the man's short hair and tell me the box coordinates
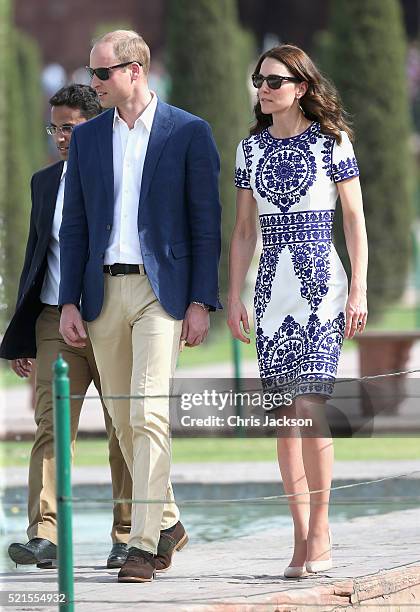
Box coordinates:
[93,30,151,75]
[49,84,102,120]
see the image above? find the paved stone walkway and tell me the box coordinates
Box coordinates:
[3,459,420,488]
[1,507,419,611]
[2,347,420,609]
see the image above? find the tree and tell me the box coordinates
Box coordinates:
[15,30,46,171]
[1,25,46,326]
[3,28,32,325]
[0,0,10,328]
[167,0,255,316]
[316,0,414,320]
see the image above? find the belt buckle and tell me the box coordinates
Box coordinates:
[109,265,124,277]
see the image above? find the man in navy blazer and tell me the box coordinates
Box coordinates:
[1,85,132,570]
[59,30,222,582]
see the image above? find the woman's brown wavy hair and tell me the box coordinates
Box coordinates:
[250,44,353,144]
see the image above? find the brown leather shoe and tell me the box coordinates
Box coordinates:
[117,547,155,583]
[154,521,189,572]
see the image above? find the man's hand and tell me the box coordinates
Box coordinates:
[59,304,87,348]
[11,358,33,378]
[180,303,210,347]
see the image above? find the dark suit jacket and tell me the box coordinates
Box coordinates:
[0,161,63,359]
[59,100,222,321]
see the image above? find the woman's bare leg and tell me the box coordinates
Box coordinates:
[276,402,310,567]
[296,395,333,562]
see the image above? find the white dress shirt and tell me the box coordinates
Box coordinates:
[104,93,158,265]
[40,162,67,305]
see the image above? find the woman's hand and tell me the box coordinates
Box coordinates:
[345,287,368,339]
[227,297,251,343]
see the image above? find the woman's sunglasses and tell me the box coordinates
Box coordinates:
[252,73,301,90]
[85,61,142,81]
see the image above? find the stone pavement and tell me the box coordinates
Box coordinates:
[2,346,420,609]
[2,460,420,610]
[3,459,420,488]
[1,507,419,611]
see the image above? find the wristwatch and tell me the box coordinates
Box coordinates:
[192,301,210,311]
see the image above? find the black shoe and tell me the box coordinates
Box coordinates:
[107,543,128,569]
[36,558,57,569]
[8,538,57,567]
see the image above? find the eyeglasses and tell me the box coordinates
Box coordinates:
[85,61,142,81]
[46,125,74,136]
[252,73,301,90]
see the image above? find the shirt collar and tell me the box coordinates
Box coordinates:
[113,92,158,132]
[61,161,67,180]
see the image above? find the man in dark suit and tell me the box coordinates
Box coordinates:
[0,84,132,569]
[59,30,222,582]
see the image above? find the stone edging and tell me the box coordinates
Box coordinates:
[183,565,420,611]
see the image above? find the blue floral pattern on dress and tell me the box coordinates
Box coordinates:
[255,210,334,321]
[253,124,320,212]
[234,140,253,189]
[321,138,334,178]
[234,167,251,189]
[256,312,345,398]
[254,247,279,324]
[234,123,358,401]
[331,156,359,182]
[321,133,359,182]
[289,241,331,310]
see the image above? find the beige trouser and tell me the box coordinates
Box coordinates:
[28,306,132,545]
[87,270,182,554]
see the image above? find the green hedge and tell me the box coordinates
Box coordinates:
[316,0,414,320]
[167,0,255,316]
[1,24,46,326]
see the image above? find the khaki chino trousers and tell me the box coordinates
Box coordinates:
[29,306,132,544]
[88,270,182,554]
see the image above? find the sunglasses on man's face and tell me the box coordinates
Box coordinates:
[85,61,142,81]
[252,73,301,90]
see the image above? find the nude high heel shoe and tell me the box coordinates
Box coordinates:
[283,536,310,578]
[283,564,309,578]
[306,528,333,573]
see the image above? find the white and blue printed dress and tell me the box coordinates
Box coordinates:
[235,121,359,399]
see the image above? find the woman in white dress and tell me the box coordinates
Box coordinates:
[228,45,368,577]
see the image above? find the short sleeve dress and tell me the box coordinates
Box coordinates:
[234,122,360,399]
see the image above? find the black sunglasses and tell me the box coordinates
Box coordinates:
[85,61,142,81]
[252,73,301,90]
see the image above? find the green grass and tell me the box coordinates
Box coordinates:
[368,306,419,331]
[1,436,419,468]
[0,365,28,389]
[177,327,257,368]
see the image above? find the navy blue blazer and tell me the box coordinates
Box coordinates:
[0,161,63,359]
[59,100,222,321]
